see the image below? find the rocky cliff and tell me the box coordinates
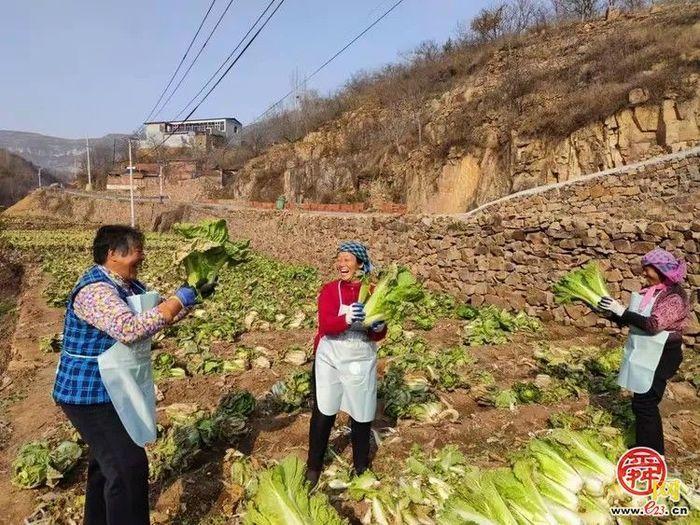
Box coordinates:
[227,3,700,213]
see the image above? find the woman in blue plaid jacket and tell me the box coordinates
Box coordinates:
[52,225,203,525]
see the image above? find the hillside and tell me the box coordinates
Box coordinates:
[0,149,58,208]
[0,130,128,180]
[223,2,700,213]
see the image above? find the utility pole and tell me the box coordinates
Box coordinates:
[38,167,43,188]
[158,163,164,202]
[85,136,93,190]
[128,140,136,227]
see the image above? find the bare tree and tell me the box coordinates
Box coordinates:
[470,4,508,41]
[551,0,602,20]
[505,0,549,33]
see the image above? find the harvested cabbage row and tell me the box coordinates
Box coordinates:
[326,428,699,524]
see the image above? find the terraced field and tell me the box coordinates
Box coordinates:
[0,217,698,524]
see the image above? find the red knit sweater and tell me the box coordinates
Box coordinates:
[313,279,387,351]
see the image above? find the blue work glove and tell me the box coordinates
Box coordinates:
[174,285,198,308]
[370,320,386,333]
[349,302,366,324]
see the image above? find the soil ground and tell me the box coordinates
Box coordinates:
[0,263,698,525]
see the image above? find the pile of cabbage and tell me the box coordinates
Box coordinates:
[268,370,313,412]
[379,366,458,423]
[325,429,700,524]
[534,345,624,395]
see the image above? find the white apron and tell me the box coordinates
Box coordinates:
[314,282,378,423]
[617,291,670,394]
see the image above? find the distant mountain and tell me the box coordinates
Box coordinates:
[0,130,129,181]
[0,148,59,207]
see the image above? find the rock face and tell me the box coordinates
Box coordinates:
[225,5,700,214]
[231,87,700,215]
[15,148,700,348]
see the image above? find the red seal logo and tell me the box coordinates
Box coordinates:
[617,447,667,496]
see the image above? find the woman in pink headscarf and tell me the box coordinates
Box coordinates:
[597,248,690,455]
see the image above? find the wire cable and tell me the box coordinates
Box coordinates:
[142,0,218,126]
[150,0,286,152]
[252,0,406,123]
[171,0,278,122]
[150,0,238,122]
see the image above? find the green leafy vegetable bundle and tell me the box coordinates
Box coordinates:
[553,262,611,308]
[173,218,250,289]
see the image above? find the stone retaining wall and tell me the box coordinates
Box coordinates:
[10,149,700,346]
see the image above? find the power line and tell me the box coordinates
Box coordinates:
[150,0,238,122]
[171,0,278,122]
[150,0,286,153]
[251,0,406,124]
[142,0,218,126]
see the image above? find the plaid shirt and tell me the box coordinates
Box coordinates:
[52,265,146,404]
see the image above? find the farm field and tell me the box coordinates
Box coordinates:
[0,216,698,524]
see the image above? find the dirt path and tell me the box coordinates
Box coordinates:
[0,267,65,525]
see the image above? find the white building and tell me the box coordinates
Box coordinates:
[141,117,242,149]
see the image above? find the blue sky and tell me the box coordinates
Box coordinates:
[0,1,488,138]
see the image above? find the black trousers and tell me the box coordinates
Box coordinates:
[631,340,683,455]
[60,402,150,525]
[306,365,372,474]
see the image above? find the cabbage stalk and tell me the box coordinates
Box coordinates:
[526,438,584,494]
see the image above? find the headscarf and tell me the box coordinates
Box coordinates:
[641,248,687,284]
[338,241,373,274]
[639,248,686,311]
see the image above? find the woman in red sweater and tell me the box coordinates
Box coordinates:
[306,241,387,487]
